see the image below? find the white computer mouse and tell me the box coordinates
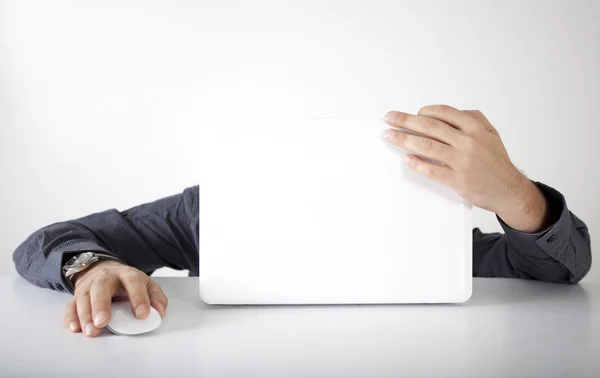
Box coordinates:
[106,301,162,336]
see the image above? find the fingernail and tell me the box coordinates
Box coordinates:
[384,112,395,123]
[405,154,412,163]
[93,311,107,326]
[85,323,95,336]
[384,129,396,141]
[69,322,78,331]
[135,304,148,317]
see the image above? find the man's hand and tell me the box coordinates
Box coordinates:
[383,105,550,233]
[65,260,168,337]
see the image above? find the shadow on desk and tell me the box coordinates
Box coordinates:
[9,276,595,338]
[466,277,593,306]
[188,278,594,308]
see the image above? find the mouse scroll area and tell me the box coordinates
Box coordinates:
[106,301,162,336]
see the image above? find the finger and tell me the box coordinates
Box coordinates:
[383,111,461,145]
[147,281,169,318]
[120,271,152,319]
[76,290,101,337]
[405,154,454,185]
[64,299,80,333]
[417,105,480,132]
[384,129,456,166]
[463,110,498,134]
[89,275,116,328]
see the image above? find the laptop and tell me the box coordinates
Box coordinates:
[197,118,472,304]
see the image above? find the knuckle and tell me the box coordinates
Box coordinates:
[90,289,111,302]
[128,292,141,301]
[125,276,140,287]
[77,308,91,319]
[476,124,489,134]
[403,135,414,149]
[432,104,450,114]
[64,315,76,324]
[158,290,169,306]
[150,281,166,296]
[422,117,438,131]
[89,266,116,282]
[418,105,432,115]
[394,112,408,125]
[96,267,114,278]
[124,271,145,285]
[462,136,478,152]
[150,283,167,302]
[422,138,435,152]
[128,293,146,305]
[64,306,75,318]
[92,304,109,315]
[94,273,112,286]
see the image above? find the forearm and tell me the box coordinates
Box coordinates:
[494,177,552,233]
[13,186,200,292]
[13,209,176,293]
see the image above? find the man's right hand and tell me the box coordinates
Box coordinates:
[64,260,168,337]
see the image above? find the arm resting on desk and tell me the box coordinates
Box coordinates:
[12,186,200,293]
[473,182,592,283]
[14,182,591,290]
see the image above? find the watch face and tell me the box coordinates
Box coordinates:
[66,252,95,269]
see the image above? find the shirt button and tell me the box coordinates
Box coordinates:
[548,234,556,243]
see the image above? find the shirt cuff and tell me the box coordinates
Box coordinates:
[497,181,570,260]
[41,242,115,294]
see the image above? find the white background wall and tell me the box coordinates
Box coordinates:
[1,0,599,282]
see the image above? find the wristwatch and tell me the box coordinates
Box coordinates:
[62,252,121,288]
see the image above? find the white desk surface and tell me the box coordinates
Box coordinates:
[1,276,599,378]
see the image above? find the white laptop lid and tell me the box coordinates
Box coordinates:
[198,119,472,304]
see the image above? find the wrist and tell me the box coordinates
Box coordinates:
[495,176,549,233]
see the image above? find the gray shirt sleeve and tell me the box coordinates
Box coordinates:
[13,182,592,294]
[12,186,200,293]
[473,182,592,283]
